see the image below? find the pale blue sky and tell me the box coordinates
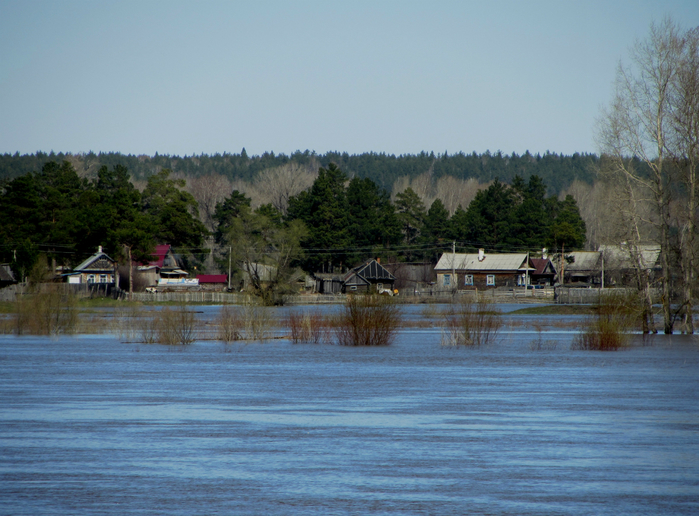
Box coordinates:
[1,0,698,157]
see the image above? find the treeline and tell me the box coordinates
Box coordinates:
[0,149,600,195]
[0,161,585,291]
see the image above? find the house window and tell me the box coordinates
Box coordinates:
[486,275,495,286]
[464,275,473,286]
[377,283,383,290]
[443,274,451,287]
[87,274,95,283]
[100,274,108,283]
[350,286,357,291]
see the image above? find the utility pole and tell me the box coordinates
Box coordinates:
[560,244,565,286]
[228,246,232,291]
[452,241,456,293]
[525,251,529,295]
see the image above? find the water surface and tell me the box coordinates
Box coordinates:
[1,313,698,515]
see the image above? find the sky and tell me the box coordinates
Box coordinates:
[1,0,698,158]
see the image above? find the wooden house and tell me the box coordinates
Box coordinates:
[434,249,534,290]
[342,259,396,293]
[0,264,17,287]
[140,244,193,286]
[314,272,344,294]
[65,246,118,285]
[383,262,436,294]
[530,257,557,286]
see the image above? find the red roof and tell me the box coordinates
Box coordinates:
[149,244,171,268]
[530,258,555,276]
[197,274,227,284]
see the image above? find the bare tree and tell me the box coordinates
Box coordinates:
[186,173,233,233]
[668,27,699,333]
[392,171,487,216]
[252,162,318,214]
[597,18,693,334]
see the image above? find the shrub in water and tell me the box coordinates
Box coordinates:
[572,290,641,351]
[441,295,502,347]
[288,309,329,344]
[217,304,242,343]
[335,295,401,346]
[12,285,78,336]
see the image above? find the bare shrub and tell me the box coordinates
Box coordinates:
[135,313,159,344]
[441,295,502,347]
[335,295,401,346]
[155,304,198,345]
[217,304,242,343]
[12,286,78,336]
[572,290,641,351]
[131,304,198,345]
[241,296,272,341]
[288,309,329,344]
[529,322,558,351]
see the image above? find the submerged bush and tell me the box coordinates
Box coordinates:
[572,290,641,351]
[157,304,198,345]
[217,304,242,343]
[335,295,401,346]
[130,303,198,345]
[288,309,330,344]
[12,285,78,336]
[441,295,502,347]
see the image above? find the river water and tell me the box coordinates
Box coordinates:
[1,305,698,515]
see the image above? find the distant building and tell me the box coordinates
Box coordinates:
[434,249,534,290]
[65,246,118,285]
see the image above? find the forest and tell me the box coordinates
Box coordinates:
[0,149,600,196]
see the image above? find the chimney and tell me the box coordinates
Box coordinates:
[478,248,485,262]
[542,248,547,260]
[98,245,102,253]
[376,257,380,264]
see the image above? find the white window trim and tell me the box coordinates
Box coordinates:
[464,275,473,286]
[486,275,495,286]
[443,274,451,286]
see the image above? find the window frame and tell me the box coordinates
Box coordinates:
[486,274,495,286]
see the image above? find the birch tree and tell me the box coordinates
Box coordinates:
[598,18,698,334]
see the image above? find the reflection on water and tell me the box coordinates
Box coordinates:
[1,308,698,515]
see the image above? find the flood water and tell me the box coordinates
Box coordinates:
[1,305,698,515]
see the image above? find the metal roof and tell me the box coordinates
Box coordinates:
[599,244,660,270]
[73,250,116,272]
[563,251,600,272]
[435,253,531,272]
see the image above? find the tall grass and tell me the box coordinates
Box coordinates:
[288,310,329,344]
[335,295,401,346]
[441,295,502,347]
[572,290,641,351]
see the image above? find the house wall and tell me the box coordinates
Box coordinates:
[437,272,521,289]
[79,272,115,284]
